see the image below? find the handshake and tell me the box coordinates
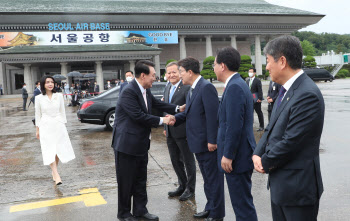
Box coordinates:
[163,115,176,126]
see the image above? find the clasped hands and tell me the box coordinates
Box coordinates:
[163,114,176,126]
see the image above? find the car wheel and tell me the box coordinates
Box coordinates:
[105,110,115,131]
[325,80,327,82]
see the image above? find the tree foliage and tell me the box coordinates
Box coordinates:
[301,40,316,56]
[200,56,216,81]
[238,55,253,79]
[293,31,350,55]
[303,56,317,68]
[166,59,177,66]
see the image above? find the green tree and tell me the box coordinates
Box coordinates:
[303,56,317,68]
[200,56,216,82]
[301,40,316,56]
[338,69,350,77]
[166,59,177,66]
[238,55,253,79]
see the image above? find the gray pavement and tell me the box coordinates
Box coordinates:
[0,79,349,220]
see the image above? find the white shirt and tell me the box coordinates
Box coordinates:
[224,73,238,87]
[135,79,163,126]
[191,75,202,90]
[282,69,304,101]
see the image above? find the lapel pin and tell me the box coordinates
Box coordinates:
[287,97,290,101]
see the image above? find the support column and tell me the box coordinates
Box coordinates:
[60,62,68,79]
[0,62,6,95]
[230,35,237,49]
[129,60,135,73]
[205,35,213,57]
[153,44,161,78]
[23,64,33,94]
[95,61,104,91]
[179,36,187,59]
[30,66,40,90]
[255,35,262,76]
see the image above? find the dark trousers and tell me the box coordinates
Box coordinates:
[271,200,319,221]
[226,170,258,221]
[195,150,225,219]
[268,102,275,122]
[23,98,27,110]
[253,102,264,128]
[167,137,196,192]
[115,150,149,218]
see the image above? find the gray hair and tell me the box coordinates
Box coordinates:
[165,61,178,69]
[263,35,303,70]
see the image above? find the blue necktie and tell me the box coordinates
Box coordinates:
[275,86,286,109]
[169,85,176,103]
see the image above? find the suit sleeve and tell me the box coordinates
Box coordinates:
[202,84,219,144]
[223,85,246,160]
[257,79,263,100]
[119,88,160,128]
[151,92,177,114]
[261,92,322,173]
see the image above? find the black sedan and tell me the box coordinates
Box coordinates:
[77,82,167,130]
[304,68,334,82]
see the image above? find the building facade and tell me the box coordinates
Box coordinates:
[0,0,324,95]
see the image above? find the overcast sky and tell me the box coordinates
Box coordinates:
[265,0,350,34]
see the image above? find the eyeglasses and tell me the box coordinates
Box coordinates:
[212,63,217,68]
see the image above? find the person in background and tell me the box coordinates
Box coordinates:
[163,62,196,201]
[35,75,75,186]
[22,83,28,111]
[120,70,134,93]
[71,91,81,106]
[33,81,41,103]
[267,81,281,122]
[94,82,100,95]
[246,68,264,131]
[0,84,3,95]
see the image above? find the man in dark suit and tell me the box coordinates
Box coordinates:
[214,47,258,221]
[71,91,81,106]
[111,60,184,221]
[33,81,41,103]
[93,82,100,95]
[22,83,28,111]
[246,68,264,131]
[120,70,134,93]
[170,57,225,221]
[267,81,281,122]
[253,35,324,221]
[163,62,196,201]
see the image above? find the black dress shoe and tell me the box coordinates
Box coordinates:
[179,189,194,201]
[205,218,223,221]
[168,187,184,197]
[193,210,209,218]
[118,216,137,221]
[135,212,159,220]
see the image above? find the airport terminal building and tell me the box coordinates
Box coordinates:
[0,0,323,95]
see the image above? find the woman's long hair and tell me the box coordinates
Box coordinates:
[40,75,57,95]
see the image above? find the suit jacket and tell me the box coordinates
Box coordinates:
[22,88,28,98]
[246,77,263,100]
[33,88,41,103]
[267,81,281,103]
[254,73,324,206]
[112,79,177,156]
[175,77,219,153]
[217,74,256,173]
[163,81,191,139]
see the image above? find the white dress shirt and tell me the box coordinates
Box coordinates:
[281,69,304,101]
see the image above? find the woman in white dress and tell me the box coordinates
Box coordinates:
[35,76,75,185]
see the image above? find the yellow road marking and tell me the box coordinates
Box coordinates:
[9,188,107,213]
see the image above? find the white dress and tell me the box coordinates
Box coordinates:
[35,93,75,165]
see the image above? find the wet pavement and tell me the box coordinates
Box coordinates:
[0,79,350,221]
